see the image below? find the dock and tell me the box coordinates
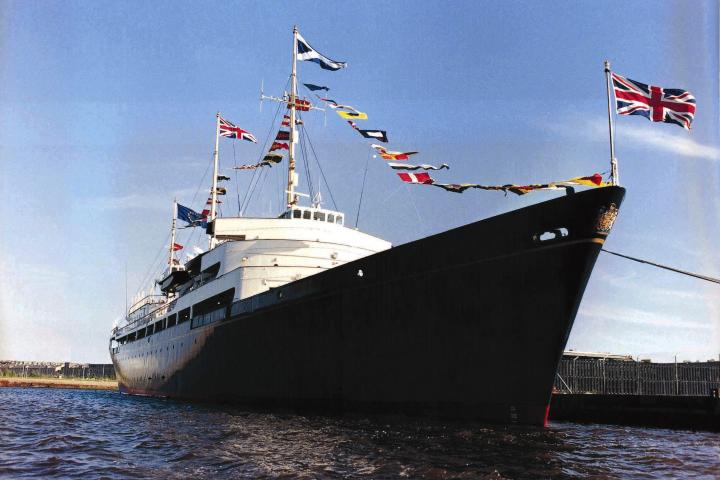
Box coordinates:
[0,377,118,391]
[550,352,720,431]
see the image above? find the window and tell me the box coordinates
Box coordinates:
[336,215,343,225]
[167,313,177,328]
[179,308,191,323]
[146,324,154,336]
[327,214,335,223]
[190,288,235,329]
[314,212,325,221]
[302,210,311,219]
[230,300,244,317]
[293,209,301,219]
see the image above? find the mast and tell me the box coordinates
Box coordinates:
[169,199,177,270]
[210,112,220,248]
[287,26,299,208]
[604,60,619,186]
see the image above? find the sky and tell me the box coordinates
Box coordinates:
[0,1,718,363]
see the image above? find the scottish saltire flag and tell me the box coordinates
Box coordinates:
[296,33,347,71]
[177,204,206,227]
[219,116,258,142]
[612,73,696,130]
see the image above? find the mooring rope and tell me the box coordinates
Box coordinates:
[601,248,720,285]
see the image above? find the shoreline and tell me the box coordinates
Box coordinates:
[0,377,118,391]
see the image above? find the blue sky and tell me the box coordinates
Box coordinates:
[0,1,717,363]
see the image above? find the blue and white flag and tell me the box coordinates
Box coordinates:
[303,83,329,91]
[177,203,206,227]
[296,33,347,71]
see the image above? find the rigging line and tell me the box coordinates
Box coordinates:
[355,150,371,228]
[232,140,241,215]
[241,82,287,215]
[182,153,214,252]
[298,119,315,202]
[303,123,338,211]
[601,249,720,285]
[380,183,404,204]
[403,185,428,237]
[135,230,172,300]
[247,158,270,213]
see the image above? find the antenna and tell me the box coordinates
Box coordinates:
[259,79,264,113]
[124,262,128,316]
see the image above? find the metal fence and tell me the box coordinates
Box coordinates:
[555,357,720,396]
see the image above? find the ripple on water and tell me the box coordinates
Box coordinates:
[0,388,719,479]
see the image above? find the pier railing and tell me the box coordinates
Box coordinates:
[554,357,720,396]
[0,362,116,380]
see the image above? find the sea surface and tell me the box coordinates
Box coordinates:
[0,388,717,479]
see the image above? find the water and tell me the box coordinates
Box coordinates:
[0,388,717,479]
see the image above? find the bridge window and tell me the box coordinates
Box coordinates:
[314,211,325,221]
[336,215,343,225]
[302,210,311,219]
[293,209,302,219]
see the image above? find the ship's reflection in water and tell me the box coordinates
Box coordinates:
[0,388,717,479]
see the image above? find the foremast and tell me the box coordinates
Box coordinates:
[210,112,221,248]
[169,200,177,268]
[287,26,299,208]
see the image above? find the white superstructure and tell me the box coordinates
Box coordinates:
[113,26,390,344]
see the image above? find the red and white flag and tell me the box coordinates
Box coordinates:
[172,243,183,251]
[397,172,433,184]
[281,115,303,127]
[270,142,289,151]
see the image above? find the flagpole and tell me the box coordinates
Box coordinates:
[169,199,177,271]
[210,112,220,249]
[287,25,298,209]
[604,60,619,186]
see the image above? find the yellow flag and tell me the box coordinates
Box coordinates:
[335,111,368,120]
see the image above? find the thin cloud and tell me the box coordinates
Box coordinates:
[579,306,712,331]
[617,123,720,162]
[92,187,199,212]
[594,270,715,303]
[546,117,720,162]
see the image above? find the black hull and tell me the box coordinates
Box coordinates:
[112,186,625,425]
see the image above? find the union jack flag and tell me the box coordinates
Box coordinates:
[218,116,257,142]
[611,73,696,130]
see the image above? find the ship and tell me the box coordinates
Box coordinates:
[109,27,625,426]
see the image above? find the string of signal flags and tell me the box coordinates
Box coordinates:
[225,33,698,196]
[309,62,697,195]
[307,85,608,195]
